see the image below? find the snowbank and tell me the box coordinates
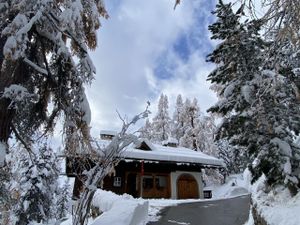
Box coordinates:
[250,176,300,225]
[91,190,148,225]
[238,169,300,225]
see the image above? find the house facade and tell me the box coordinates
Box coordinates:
[66,132,224,199]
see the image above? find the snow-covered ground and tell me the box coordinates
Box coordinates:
[248,174,300,225]
[209,173,249,199]
[62,171,300,225]
[91,190,148,225]
[224,170,300,225]
[85,174,250,225]
[61,182,248,225]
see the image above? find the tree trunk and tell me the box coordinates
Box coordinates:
[73,189,96,225]
[0,37,13,144]
[0,99,14,143]
[72,165,107,225]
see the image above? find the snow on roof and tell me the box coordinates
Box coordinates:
[96,138,224,167]
[162,137,178,146]
[100,130,118,136]
[134,138,156,151]
[123,144,224,167]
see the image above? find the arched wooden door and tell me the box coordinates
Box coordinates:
[177,174,199,199]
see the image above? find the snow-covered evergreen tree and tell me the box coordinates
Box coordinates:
[207,0,264,164]
[180,98,201,150]
[0,166,12,225]
[152,94,171,143]
[207,0,300,194]
[207,1,264,115]
[217,139,246,174]
[56,180,71,221]
[197,114,218,156]
[248,66,300,195]
[171,94,185,142]
[12,144,60,225]
[139,118,153,140]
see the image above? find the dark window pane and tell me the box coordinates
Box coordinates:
[143,176,153,190]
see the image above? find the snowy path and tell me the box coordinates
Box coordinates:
[147,194,251,225]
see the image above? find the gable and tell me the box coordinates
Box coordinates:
[135,141,152,151]
[138,141,152,151]
[134,139,155,151]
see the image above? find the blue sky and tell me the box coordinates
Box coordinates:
[154,1,216,80]
[86,0,218,135]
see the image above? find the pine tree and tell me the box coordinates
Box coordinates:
[171,94,185,142]
[207,0,300,194]
[56,180,71,221]
[139,118,153,140]
[207,0,264,163]
[247,63,300,194]
[0,166,12,225]
[13,144,60,225]
[152,94,171,143]
[217,139,246,174]
[196,114,218,156]
[180,98,201,150]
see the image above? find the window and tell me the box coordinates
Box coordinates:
[155,176,167,190]
[113,177,121,187]
[143,176,153,190]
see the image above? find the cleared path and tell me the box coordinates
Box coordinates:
[148,194,251,225]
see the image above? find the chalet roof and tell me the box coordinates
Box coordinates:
[134,138,156,151]
[98,138,223,167]
[124,143,224,167]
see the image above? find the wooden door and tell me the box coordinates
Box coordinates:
[177,174,199,199]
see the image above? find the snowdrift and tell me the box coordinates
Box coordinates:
[91,190,148,225]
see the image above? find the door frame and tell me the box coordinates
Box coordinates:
[170,171,204,199]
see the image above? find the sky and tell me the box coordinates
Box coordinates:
[86,0,218,136]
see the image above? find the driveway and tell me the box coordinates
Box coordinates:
[147,194,251,225]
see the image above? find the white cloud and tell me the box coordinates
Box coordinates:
[86,0,217,135]
[146,49,218,119]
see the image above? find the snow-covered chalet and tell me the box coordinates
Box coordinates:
[66,130,224,199]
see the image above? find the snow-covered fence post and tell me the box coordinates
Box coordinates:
[72,105,150,225]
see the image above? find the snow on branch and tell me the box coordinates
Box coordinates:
[117,101,151,136]
[1,84,38,109]
[2,11,43,59]
[23,58,48,75]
